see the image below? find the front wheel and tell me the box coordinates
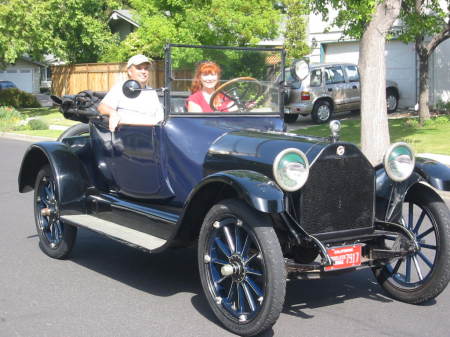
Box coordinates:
[373,188,450,303]
[34,165,77,259]
[198,199,286,336]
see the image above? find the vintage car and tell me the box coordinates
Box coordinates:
[18,45,450,336]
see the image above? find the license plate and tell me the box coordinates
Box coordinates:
[325,245,362,271]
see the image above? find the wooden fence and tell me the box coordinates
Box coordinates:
[51,60,166,96]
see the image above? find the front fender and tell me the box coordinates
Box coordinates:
[414,157,450,191]
[18,142,90,215]
[188,170,285,214]
[375,157,450,222]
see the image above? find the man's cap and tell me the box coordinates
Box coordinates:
[127,54,150,68]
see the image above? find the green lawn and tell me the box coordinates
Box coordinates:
[292,116,450,155]
[20,107,77,127]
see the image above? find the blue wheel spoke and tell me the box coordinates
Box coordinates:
[223,226,235,254]
[235,226,242,255]
[392,258,402,274]
[412,210,426,234]
[227,281,236,302]
[241,234,250,257]
[412,256,424,281]
[245,276,263,298]
[245,252,259,265]
[214,237,231,257]
[237,284,245,313]
[417,227,434,240]
[212,257,228,265]
[420,243,436,250]
[408,202,414,230]
[246,267,263,277]
[405,256,412,283]
[242,282,257,312]
[418,251,434,268]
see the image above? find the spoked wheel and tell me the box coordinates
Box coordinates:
[198,199,286,336]
[373,187,450,303]
[210,77,263,112]
[34,165,77,259]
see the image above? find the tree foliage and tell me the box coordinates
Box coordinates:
[0,0,123,65]
[397,0,449,124]
[101,0,282,62]
[282,0,310,61]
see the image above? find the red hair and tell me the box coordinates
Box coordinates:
[190,61,221,94]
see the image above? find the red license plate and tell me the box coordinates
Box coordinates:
[325,245,362,271]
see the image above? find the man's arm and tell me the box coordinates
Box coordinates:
[98,102,121,132]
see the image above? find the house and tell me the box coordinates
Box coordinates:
[0,57,46,94]
[108,9,139,41]
[307,9,450,109]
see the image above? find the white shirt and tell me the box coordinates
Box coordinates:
[101,81,164,125]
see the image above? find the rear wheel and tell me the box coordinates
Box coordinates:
[373,188,450,303]
[386,89,399,113]
[57,123,90,141]
[34,165,77,259]
[311,100,332,124]
[198,199,286,336]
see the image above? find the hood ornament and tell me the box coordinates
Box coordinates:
[329,120,341,143]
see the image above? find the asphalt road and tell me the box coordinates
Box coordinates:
[1,137,450,337]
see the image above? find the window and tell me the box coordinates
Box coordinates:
[310,69,322,87]
[344,65,359,82]
[324,66,345,84]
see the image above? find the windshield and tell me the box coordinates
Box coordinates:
[167,45,284,115]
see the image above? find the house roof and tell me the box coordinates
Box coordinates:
[108,9,139,28]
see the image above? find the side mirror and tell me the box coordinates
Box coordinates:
[122,80,142,98]
[290,59,310,82]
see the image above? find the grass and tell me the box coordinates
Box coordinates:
[19,107,77,127]
[292,115,450,155]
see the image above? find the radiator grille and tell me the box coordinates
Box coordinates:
[299,144,375,235]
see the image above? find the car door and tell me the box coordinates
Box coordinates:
[324,66,347,111]
[110,124,175,200]
[343,65,360,110]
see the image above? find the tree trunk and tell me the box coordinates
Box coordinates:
[416,39,431,125]
[359,0,402,166]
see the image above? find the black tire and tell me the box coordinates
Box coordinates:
[373,187,450,303]
[198,199,286,336]
[386,89,399,114]
[34,165,77,259]
[283,113,298,123]
[57,123,90,141]
[311,100,332,124]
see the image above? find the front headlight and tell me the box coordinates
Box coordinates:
[273,148,309,192]
[384,142,415,182]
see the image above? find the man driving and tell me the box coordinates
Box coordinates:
[98,54,164,132]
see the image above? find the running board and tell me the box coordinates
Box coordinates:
[61,214,167,251]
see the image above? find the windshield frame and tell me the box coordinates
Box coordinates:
[164,44,285,119]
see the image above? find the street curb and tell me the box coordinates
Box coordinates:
[0,132,56,142]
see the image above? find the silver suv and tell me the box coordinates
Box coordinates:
[284,63,400,123]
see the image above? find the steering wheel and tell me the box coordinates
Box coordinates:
[209,77,263,112]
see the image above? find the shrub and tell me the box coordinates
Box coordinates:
[423,115,450,127]
[0,106,23,131]
[27,118,49,130]
[0,88,40,108]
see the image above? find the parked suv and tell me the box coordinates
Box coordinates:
[284,63,400,123]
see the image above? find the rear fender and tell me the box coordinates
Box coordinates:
[18,142,90,215]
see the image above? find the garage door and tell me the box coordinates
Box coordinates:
[0,68,33,93]
[324,41,416,108]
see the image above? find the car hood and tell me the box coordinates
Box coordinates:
[204,129,330,178]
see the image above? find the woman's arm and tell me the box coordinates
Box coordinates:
[187,100,203,113]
